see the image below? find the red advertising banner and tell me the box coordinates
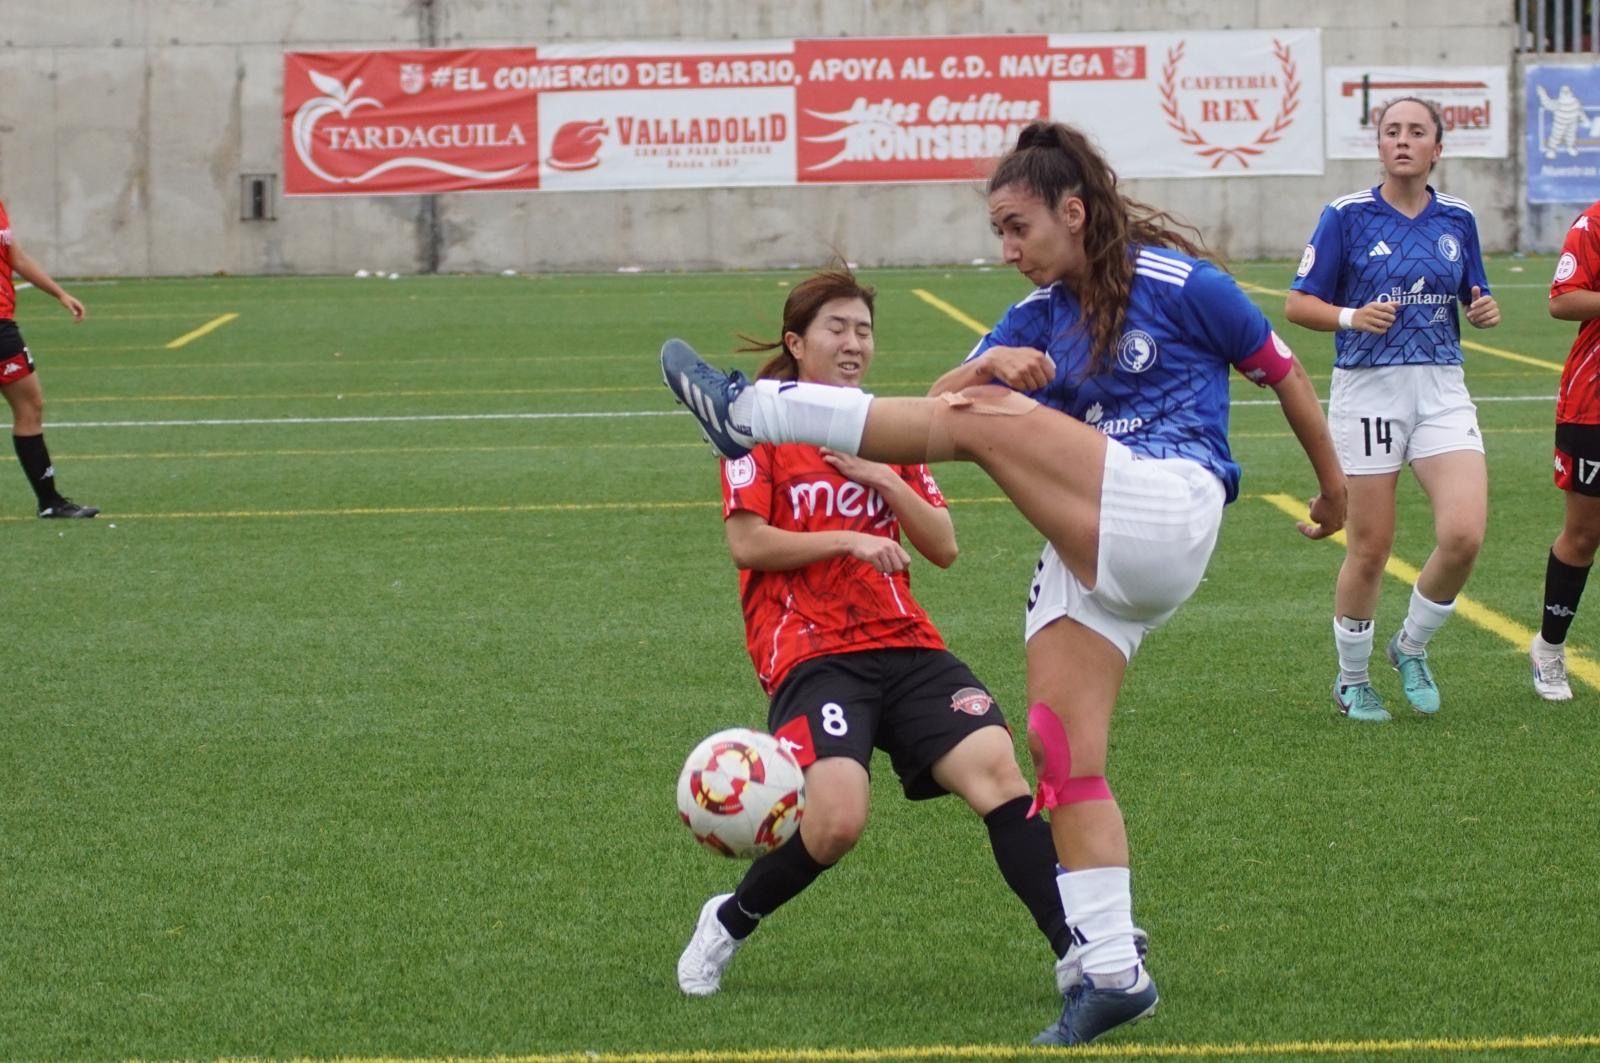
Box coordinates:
[793,37,1141,184]
[284,50,540,193]
[283,32,1317,195]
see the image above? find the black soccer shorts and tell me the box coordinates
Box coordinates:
[767,647,1005,800]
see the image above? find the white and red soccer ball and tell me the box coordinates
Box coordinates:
[676,727,805,859]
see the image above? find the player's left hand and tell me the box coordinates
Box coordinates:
[822,449,894,488]
[59,293,86,321]
[1465,286,1499,329]
[1297,484,1347,540]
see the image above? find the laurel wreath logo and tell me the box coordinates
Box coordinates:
[1160,38,1300,170]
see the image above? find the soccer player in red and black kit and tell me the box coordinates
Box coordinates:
[676,268,1081,1016]
[1531,198,1600,700]
[0,197,98,518]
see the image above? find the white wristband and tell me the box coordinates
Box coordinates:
[1337,306,1356,331]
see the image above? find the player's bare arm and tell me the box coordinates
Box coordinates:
[1270,357,1347,539]
[820,450,957,567]
[9,244,85,321]
[1550,288,1600,321]
[927,345,1053,395]
[1285,289,1395,335]
[724,510,910,574]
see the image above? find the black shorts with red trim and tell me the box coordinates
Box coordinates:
[1555,422,1600,496]
[0,320,35,384]
[767,647,1004,801]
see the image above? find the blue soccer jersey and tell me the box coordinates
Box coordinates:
[964,246,1272,503]
[1290,185,1489,369]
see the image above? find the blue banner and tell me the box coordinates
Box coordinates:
[1527,65,1600,203]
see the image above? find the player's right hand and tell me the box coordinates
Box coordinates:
[1352,300,1397,334]
[979,346,1055,391]
[846,533,911,573]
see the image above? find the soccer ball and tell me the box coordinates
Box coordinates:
[676,727,805,858]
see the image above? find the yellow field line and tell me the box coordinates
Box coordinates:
[165,312,239,349]
[1260,493,1600,690]
[1236,281,1565,372]
[180,1031,1600,1062]
[1461,338,1564,372]
[912,288,989,335]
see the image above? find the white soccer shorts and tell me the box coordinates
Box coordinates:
[1329,364,1483,475]
[1024,440,1225,661]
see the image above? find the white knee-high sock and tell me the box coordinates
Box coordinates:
[1057,866,1140,979]
[1400,586,1454,655]
[730,379,871,452]
[1334,615,1375,686]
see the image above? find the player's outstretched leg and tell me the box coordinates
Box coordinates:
[1033,965,1159,1046]
[1385,631,1440,715]
[660,339,756,460]
[676,893,744,996]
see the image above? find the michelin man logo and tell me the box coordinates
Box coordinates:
[1537,85,1587,159]
[1117,330,1158,373]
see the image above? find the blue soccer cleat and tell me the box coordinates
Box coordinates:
[1386,632,1440,715]
[1033,968,1159,1046]
[660,338,755,460]
[1333,679,1391,722]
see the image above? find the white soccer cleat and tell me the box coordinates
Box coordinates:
[677,893,743,996]
[1530,637,1573,702]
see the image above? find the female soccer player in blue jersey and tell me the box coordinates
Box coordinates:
[663,120,1346,1047]
[1285,97,1500,723]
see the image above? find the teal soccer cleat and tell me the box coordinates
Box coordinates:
[1333,680,1391,722]
[1386,632,1440,715]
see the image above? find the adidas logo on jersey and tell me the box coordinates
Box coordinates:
[1368,241,1393,257]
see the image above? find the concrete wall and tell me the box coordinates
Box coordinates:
[0,0,1524,276]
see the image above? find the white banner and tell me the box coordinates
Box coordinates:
[1051,30,1324,178]
[1324,67,1508,159]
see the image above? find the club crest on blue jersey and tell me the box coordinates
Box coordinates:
[1437,233,1461,262]
[1117,330,1158,373]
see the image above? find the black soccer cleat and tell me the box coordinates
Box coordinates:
[38,498,100,519]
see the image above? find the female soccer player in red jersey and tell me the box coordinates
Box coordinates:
[676,267,1079,1029]
[1530,198,1600,701]
[0,196,98,518]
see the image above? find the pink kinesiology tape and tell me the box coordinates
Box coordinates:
[1026,702,1113,814]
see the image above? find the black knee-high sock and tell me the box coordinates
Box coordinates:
[719,833,833,939]
[13,433,62,507]
[1542,549,1591,644]
[984,794,1073,958]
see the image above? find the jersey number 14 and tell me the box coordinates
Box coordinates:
[1360,417,1394,457]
